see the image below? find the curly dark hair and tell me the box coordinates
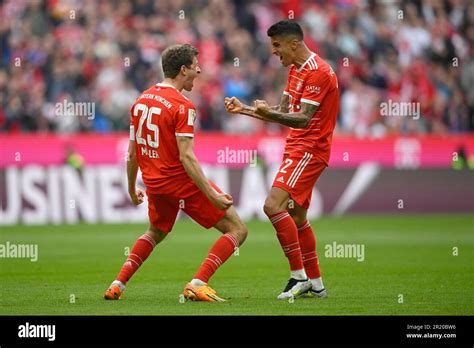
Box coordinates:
[161,44,199,79]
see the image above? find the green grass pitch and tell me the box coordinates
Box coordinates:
[1,215,473,315]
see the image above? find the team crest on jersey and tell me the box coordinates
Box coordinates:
[296,81,303,91]
[188,109,196,126]
[305,85,321,94]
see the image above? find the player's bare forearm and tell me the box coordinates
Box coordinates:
[238,104,278,123]
[126,140,144,205]
[181,154,215,197]
[126,141,139,193]
[225,96,277,123]
[127,160,138,193]
[240,104,266,120]
[176,137,215,199]
[179,139,233,210]
[256,102,318,128]
[238,95,289,122]
[257,109,308,128]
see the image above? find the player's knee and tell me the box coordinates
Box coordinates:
[236,224,248,246]
[147,226,167,244]
[263,198,283,217]
[228,222,248,246]
[291,214,306,228]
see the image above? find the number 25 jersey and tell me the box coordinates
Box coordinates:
[129,83,196,194]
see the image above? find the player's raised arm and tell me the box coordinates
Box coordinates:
[176,135,233,211]
[225,95,318,128]
[254,100,318,129]
[225,84,325,129]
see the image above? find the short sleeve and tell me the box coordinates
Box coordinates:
[301,71,333,107]
[175,102,196,138]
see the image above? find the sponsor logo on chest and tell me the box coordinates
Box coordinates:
[305,85,321,94]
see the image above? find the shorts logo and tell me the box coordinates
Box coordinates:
[276,176,285,183]
[305,85,320,94]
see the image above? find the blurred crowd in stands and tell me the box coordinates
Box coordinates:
[0,0,473,137]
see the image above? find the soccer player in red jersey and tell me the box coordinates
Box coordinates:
[104,44,248,302]
[225,20,339,300]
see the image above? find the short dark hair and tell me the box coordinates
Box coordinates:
[267,20,304,40]
[161,44,199,79]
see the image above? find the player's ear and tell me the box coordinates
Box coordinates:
[291,38,299,50]
[180,65,187,76]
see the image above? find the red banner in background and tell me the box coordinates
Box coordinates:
[1,133,473,168]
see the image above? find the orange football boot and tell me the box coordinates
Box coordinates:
[182,282,226,302]
[104,284,123,300]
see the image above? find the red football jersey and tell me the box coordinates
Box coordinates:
[283,52,339,165]
[130,83,196,194]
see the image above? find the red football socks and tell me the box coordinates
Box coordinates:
[117,233,156,284]
[193,233,239,284]
[298,220,321,279]
[270,211,304,271]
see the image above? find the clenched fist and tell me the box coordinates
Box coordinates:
[224,97,243,114]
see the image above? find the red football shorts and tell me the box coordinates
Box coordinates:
[147,181,227,233]
[272,150,327,209]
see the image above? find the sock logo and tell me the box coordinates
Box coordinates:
[18,322,56,341]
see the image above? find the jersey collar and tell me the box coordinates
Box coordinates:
[156,82,177,89]
[155,82,189,101]
[296,52,316,72]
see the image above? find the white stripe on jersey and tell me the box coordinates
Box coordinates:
[288,89,303,94]
[290,75,305,81]
[301,98,320,106]
[308,57,318,70]
[286,139,317,149]
[296,53,316,72]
